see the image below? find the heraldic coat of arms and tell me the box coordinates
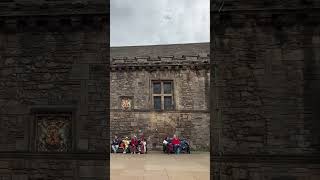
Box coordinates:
[36,113,72,152]
[121,97,132,110]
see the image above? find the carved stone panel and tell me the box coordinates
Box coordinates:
[120,97,133,110]
[35,113,72,152]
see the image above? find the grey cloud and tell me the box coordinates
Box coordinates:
[111,0,209,47]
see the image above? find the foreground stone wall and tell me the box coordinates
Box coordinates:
[211,0,320,179]
[0,0,109,179]
[110,43,210,151]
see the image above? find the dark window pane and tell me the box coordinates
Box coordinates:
[154,96,161,110]
[164,96,172,110]
[153,82,161,94]
[163,82,172,94]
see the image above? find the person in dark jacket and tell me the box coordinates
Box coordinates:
[117,137,125,153]
[163,136,169,153]
[111,136,120,153]
[165,136,174,154]
[180,138,191,154]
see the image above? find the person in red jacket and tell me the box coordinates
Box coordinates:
[172,134,181,154]
[130,135,138,154]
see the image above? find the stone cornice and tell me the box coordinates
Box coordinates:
[110,54,210,71]
[211,0,320,13]
[212,7,320,13]
[0,14,107,32]
[0,1,108,17]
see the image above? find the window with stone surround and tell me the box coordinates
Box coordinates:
[152,81,174,110]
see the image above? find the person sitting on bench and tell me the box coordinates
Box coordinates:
[122,137,130,154]
[111,136,120,153]
[163,136,170,153]
[117,138,125,153]
[130,135,138,154]
[139,134,147,154]
[172,134,181,154]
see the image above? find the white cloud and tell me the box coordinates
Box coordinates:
[110,0,210,47]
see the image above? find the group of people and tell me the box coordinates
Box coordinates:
[111,134,190,154]
[111,135,146,154]
[163,134,190,154]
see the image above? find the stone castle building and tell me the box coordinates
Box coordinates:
[1,0,320,179]
[110,43,210,151]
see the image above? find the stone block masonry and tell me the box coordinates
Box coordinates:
[211,0,320,179]
[0,0,109,179]
[110,43,210,151]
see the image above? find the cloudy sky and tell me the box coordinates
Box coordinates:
[110,0,210,47]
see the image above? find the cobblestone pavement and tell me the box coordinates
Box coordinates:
[110,152,209,180]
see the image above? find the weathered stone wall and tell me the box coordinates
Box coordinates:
[110,43,210,151]
[0,0,109,179]
[0,157,107,179]
[211,0,320,179]
[110,112,210,150]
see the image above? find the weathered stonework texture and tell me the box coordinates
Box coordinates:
[211,0,320,179]
[0,0,109,179]
[110,43,210,151]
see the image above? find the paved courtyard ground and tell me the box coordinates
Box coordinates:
[110,152,209,180]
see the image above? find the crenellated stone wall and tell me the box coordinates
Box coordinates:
[110,43,210,151]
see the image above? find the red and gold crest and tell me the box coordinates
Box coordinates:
[121,97,132,110]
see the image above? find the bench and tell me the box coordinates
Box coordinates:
[163,138,190,154]
[111,139,147,154]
